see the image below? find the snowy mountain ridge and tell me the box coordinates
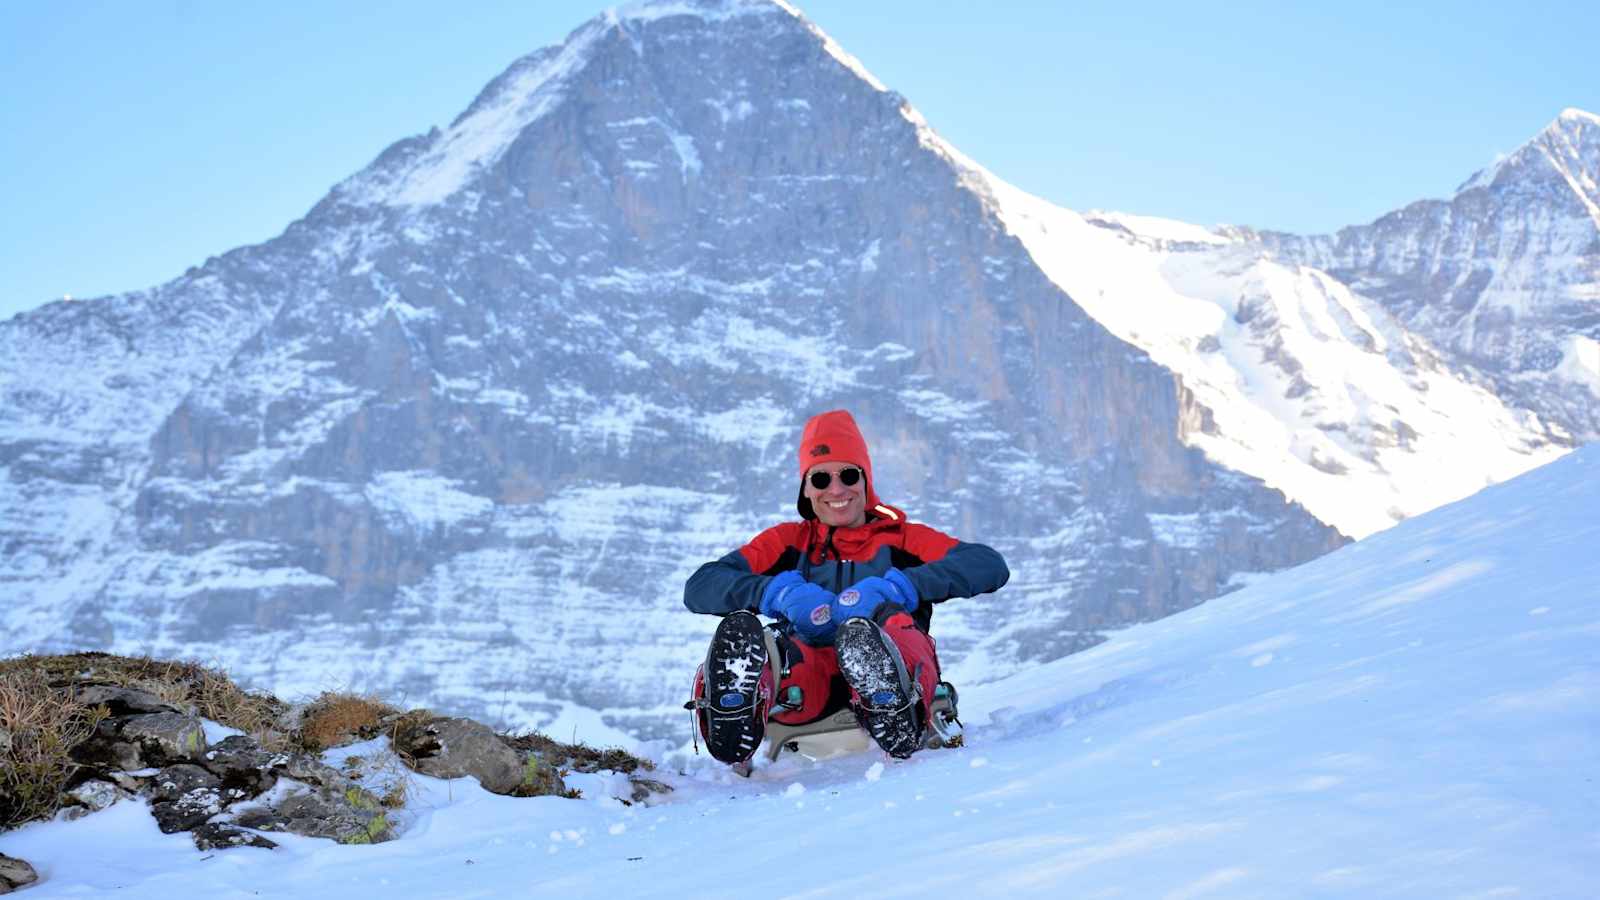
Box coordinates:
[4,423,1595,898]
[1240,107,1600,441]
[975,179,1566,537]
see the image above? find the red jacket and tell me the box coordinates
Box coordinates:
[683,503,1009,633]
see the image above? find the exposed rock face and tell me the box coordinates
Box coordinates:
[0,0,1350,737]
[1241,109,1600,441]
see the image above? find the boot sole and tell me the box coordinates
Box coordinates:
[835,617,922,758]
[703,611,770,764]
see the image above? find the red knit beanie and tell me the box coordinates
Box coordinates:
[795,409,881,520]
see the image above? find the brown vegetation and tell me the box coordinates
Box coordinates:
[295,693,398,752]
[501,731,654,776]
[0,652,288,743]
[0,668,107,829]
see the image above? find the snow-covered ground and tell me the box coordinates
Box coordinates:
[4,445,1597,897]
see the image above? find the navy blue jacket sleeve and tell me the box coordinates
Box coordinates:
[903,540,1009,603]
[684,550,771,615]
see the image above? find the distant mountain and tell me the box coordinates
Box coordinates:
[1237,108,1600,443]
[968,173,1571,538]
[0,0,1346,738]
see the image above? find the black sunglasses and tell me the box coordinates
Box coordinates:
[808,467,863,490]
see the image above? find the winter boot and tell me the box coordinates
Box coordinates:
[835,615,924,758]
[692,611,775,765]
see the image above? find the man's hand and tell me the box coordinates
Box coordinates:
[834,567,920,621]
[760,571,837,643]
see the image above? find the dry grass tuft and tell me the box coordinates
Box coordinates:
[0,652,290,751]
[296,693,399,752]
[0,669,109,829]
[500,731,654,775]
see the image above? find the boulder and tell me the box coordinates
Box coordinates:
[0,854,37,894]
[392,716,526,795]
[191,823,277,852]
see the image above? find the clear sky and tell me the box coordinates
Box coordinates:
[2,0,1596,320]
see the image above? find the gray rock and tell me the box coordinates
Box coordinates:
[199,735,280,796]
[191,823,277,852]
[0,854,37,893]
[120,712,207,765]
[144,764,227,833]
[269,751,347,789]
[0,726,10,757]
[105,770,152,793]
[234,783,393,845]
[145,764,221,802]
[393,716,525,795]
[628,777,673,806]
[65,779,125,812]
[151,787,225,834]
[76,711,208,771]
[73,717,148,771]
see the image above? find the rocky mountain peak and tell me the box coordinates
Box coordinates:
[1455,107,1600,210]
[328,0,855,215]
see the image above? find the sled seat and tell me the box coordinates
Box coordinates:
[760,681,963,763]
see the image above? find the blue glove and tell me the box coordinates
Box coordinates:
[760,571,837,643]
[834,567,920,621]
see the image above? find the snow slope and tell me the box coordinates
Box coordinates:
[5,445,1595,897]
[974,180,1565,539]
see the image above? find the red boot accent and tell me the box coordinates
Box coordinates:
[878,610,941,725]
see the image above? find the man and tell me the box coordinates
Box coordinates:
[684,409,1009,764]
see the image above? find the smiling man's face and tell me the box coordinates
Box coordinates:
[804,461,867,528]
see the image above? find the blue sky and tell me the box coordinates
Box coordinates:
[2,0,1595,320]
